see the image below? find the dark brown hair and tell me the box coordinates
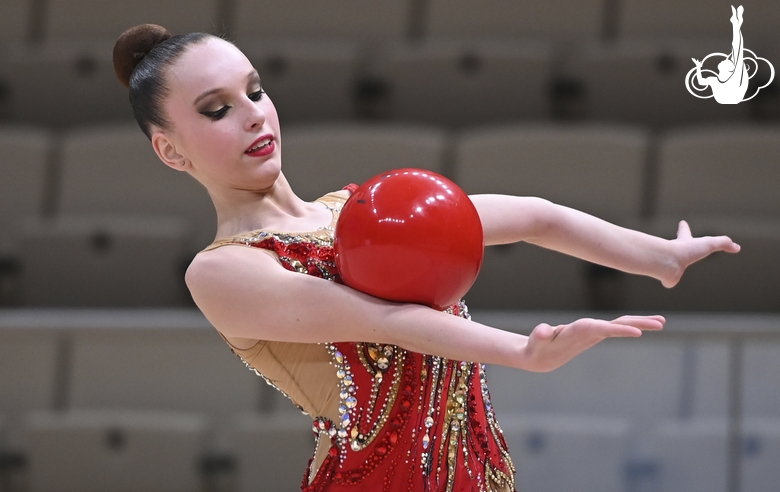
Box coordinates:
[113,24,215,139]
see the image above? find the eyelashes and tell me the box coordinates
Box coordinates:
[199,89,266,121]
[200,106,230,120]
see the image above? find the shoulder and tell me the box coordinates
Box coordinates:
[185,245,280,296]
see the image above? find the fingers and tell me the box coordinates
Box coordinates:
[603,324,643,338]
[610,315,665,331]
[677,220,692,239]
[714,235,741,253]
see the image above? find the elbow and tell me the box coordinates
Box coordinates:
[523,197,560,241]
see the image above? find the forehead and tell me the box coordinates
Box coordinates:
[166,38,255,96]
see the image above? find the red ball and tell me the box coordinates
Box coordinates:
[334,168,484,310]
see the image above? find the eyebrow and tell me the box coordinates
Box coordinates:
[193,70,262,106]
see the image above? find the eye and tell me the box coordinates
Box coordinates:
[200,106,231,120]
[248,89,265,102]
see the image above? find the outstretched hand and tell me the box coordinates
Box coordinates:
[661,220,740,288]
[522,315,665,372]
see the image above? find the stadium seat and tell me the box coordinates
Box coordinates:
[688,340,730,419]
[648,417,780,492]
[280,123,447,201]
[0,329,58,445]
[0,126,50,255]
[568,39,749,128]
[65,327,275,421]
[654,125,780,218]
[454,124,649,309]
[374,39,552,126]
[486,338,685,423]
[0,0,29,44]
[620,126,780,312]
[233,0,409,41]
[743,341,780,419]
[649,419,728,492]
[240,39,361,123]
[230,412,314,492]
[43,0,221,42]
[0,41,133,128]
[26,409,207,492]
[426,0,606,41]
[20,215,191,306]
[57,124,217,249]
[499,413,631,492]
[619,0,780,46]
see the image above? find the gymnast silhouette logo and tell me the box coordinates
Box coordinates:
[685,5,774,104]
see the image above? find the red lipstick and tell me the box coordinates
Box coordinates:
[245,134,275,157]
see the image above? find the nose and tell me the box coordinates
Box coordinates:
[244,98,266,131]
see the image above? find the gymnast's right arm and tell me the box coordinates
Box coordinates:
[186,245,664,373]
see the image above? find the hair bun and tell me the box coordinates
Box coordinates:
[113,24,172,88]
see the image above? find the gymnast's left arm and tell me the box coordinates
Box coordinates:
[469,194,741,288]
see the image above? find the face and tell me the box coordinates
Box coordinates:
[155,38,282,193]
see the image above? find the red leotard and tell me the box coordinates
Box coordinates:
[204,185,515,492]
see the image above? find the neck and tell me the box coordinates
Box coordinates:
[207,173,312,239]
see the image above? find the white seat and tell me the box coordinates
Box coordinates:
[623,217,780,312]
[57,124,217,249]
[649,418,728,492]
[240,39,360,123]
[43,0,220,42]
[20,215,191,306]
[233,0,409,41]
[619,0,780,46]
[426,0,606,41]
[741,418,780,491]
[65,328,272,421]
[689,341,730,419]
[0,330,58,446]
[568,40,749,129]
[486,338,685,423]
[499,413,631,492]
[655,125,780,218]
[0,126,51,254]
[455,124,649,223]
[231,412,314,492]
[455,124,648,309]
[0,41,133,128]
[26,409,207,492]
[280,123,447,201]
[375,39,552,126]
[649,417,780,492]
[743,341,780,419]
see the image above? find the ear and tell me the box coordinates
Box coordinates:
[151,131,191,172]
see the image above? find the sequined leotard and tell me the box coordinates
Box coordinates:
[202,186,516,492]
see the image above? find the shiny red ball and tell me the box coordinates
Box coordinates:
[334,168,484,310]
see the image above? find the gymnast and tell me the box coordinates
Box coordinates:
[113,24,740,491]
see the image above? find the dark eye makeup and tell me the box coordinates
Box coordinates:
[199,89,266,121]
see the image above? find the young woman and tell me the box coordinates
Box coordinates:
[113,24,739,492]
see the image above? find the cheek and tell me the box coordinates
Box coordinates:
[188,126,236,161]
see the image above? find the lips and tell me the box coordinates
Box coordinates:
[245,134,276,157]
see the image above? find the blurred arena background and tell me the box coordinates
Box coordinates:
[0,0,779,490]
